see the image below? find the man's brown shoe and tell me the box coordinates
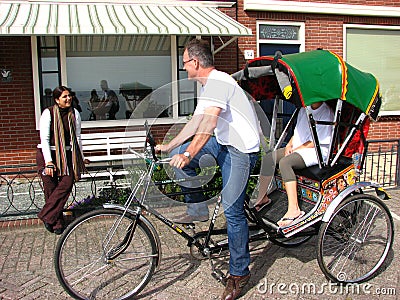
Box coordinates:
[220,273,250,300]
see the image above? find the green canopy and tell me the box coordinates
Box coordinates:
[280,50,380,116]
[234,50,382,119]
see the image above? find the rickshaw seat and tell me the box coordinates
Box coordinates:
[295,156,353,182]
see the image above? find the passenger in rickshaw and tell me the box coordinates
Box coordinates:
[255,101,334,227]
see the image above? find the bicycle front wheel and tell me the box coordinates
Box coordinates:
[55,208,159,300]
[317,194,394,283]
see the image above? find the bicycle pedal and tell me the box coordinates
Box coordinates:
[211,270,226,285]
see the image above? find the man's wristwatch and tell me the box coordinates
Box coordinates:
[183,151,192,161]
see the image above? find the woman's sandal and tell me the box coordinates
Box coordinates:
[255,198,272,211]
[278,211,305,227]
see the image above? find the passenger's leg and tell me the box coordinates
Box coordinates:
[255,148,285,209]
[277,153,306,226]
[278,181,302,225]
[255,175,271,205]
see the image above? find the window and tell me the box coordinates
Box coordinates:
[37,36,61,112]
[345,26,400,115]
[177,36,197,116]
[34,35,199,127]
[65,35,172,121]
[257,22,304,136]
[257,22,305,56]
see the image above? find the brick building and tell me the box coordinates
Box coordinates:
[0,0,399,168]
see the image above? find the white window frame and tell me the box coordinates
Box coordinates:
[31,36,42,130]
[256,21,305,57]
[343,24,400,116]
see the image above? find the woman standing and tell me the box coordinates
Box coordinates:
[37,86,87,234]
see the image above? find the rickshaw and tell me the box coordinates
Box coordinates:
[54,50,394,300]
[232,49,394,284]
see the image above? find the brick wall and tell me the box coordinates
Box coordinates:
[369,117,400,141]
[0,37,38,169]
[213,37,240,74]
[214,6,241,73]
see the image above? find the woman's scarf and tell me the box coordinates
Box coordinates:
[53,105,86,180]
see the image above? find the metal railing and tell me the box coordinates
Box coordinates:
[0,165,44,220]
[1,138,399,220]
[0,165,132,220]
[361,139,400,187]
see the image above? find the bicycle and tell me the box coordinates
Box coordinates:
[55,121,265,299]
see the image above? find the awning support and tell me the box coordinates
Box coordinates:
[213,36,238,55]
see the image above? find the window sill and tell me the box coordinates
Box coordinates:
[379,111,400,116]
[81,117,189,129]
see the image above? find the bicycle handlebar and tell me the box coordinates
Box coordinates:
[144,120,158,161]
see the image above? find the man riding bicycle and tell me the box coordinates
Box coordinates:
[156,38,260,300]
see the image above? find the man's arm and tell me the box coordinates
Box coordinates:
[156,113,204,153]
[169,106,221,169]
[185,106,220,157]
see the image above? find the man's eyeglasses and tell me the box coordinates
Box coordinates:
[183,58,194,65]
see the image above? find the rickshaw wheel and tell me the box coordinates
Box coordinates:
[269,234,313,247]
[317,194,394,283]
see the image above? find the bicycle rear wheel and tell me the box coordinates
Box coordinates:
[317,194,394,283]
[55,208,159,300]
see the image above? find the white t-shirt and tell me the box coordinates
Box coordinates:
[292,102,334,166]
[193,70,260,153]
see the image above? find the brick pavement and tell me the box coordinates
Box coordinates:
[0,189,399,300]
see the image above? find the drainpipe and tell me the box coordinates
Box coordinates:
[235,0,240,71]
[396,139,400,186]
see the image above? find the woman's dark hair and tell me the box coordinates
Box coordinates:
[52,86,70,102]
[185,39,214,68]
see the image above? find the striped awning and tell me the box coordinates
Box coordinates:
[0,1,251,36]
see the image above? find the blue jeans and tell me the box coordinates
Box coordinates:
[170,137,258,276]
